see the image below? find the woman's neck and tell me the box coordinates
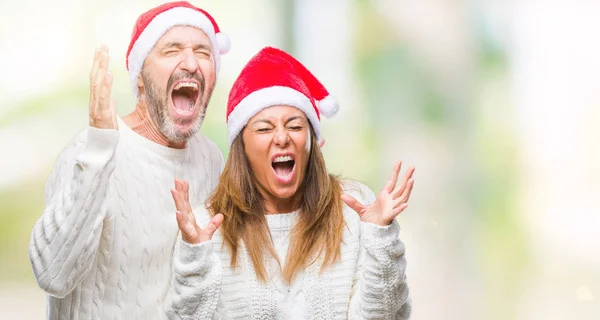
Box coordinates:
[262,192,301,215]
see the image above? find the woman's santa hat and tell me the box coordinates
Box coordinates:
[226,47,339,146]
[126,1,230,97]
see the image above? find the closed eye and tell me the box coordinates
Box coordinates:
[163,49,179,56]
[195,50,211,58]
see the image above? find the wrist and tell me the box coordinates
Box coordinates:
[361,215,393,227]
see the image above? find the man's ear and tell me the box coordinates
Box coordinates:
[137,74,144,90]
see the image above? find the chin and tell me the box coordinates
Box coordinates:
[272,185,301,200]
[161,119,199,141]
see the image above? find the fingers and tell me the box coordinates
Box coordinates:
[89,45,116,129]
[171,179,186,212]
[89,48,101,113]
[341,194,366,215]
[170,189,183,212]
[392,167,415,199]
[386,161,402,193]
[94,46,109,109]
[392,178,414,208]
[92,46,108,103]
[404,178,414,202]
[183,180,191,211]
[177,180,191,214]
[204,213,224,239]
[176,210,200,244]
[89,47,102,86]
[99,69,113,111]
[391,203,408,217]
[172,179,195,215]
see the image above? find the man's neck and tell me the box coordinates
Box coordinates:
[122,105,187,149]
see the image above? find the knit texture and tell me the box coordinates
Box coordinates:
[29,117,224,319]
[178,181,412,319]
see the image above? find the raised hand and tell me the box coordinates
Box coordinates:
[89,45,117,129]
[171,179,224,244]
[342,161,415,226]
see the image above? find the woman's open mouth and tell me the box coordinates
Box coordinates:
[271,154,296,184]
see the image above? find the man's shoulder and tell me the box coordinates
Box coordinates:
[189,132,223,158]
[189,131,217,148]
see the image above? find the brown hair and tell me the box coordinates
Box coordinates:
[207,129,345,283]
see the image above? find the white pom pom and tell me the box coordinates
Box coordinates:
[318,95,339,118]
[216,32,231,54]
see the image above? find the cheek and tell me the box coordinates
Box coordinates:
[305,127,312,153]
[243,135,270,170]
[200,60,216,79]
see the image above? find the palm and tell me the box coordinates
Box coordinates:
[171,179,223,244]
[89,45,117,130]
[342,161,415,226]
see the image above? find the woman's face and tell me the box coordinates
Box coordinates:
[242,105,312,207]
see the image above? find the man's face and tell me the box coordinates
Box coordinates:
[139,26,216,142]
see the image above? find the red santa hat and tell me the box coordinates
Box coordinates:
[226,47,339,146]
[126,1,230,97]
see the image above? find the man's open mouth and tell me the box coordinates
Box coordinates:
[171,81,199,114]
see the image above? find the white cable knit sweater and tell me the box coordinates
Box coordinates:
[170,181,412,320]
[28,118,224,319]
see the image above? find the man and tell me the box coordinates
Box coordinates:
[29,2,230,318]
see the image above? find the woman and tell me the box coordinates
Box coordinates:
[166,47,414,319]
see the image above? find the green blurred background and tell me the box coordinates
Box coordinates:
[1,0,599,319]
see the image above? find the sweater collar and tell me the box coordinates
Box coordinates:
[117,116,189,158]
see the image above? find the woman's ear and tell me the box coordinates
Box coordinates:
[318,138,325,148]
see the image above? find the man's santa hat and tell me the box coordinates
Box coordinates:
[126,1,230,97]
[226,47,339,146]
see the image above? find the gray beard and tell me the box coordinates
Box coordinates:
[141,71,212,142]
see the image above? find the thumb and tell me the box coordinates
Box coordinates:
[341,194,365,215]
[204,213,224,239]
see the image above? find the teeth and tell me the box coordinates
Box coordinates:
[273,156,293,163]
[174,81,199,91]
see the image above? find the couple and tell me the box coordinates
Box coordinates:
[29,1,414,319]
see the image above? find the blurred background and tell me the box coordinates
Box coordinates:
[1,0,599,319]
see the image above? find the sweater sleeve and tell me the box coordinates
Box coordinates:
[346,183,412,320]
[164,237,223,320]
[28,127,119,298]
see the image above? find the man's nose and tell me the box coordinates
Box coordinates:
[179,49,199,74]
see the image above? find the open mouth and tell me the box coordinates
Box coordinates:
[271,155,296,182]
[171,81,199,115]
